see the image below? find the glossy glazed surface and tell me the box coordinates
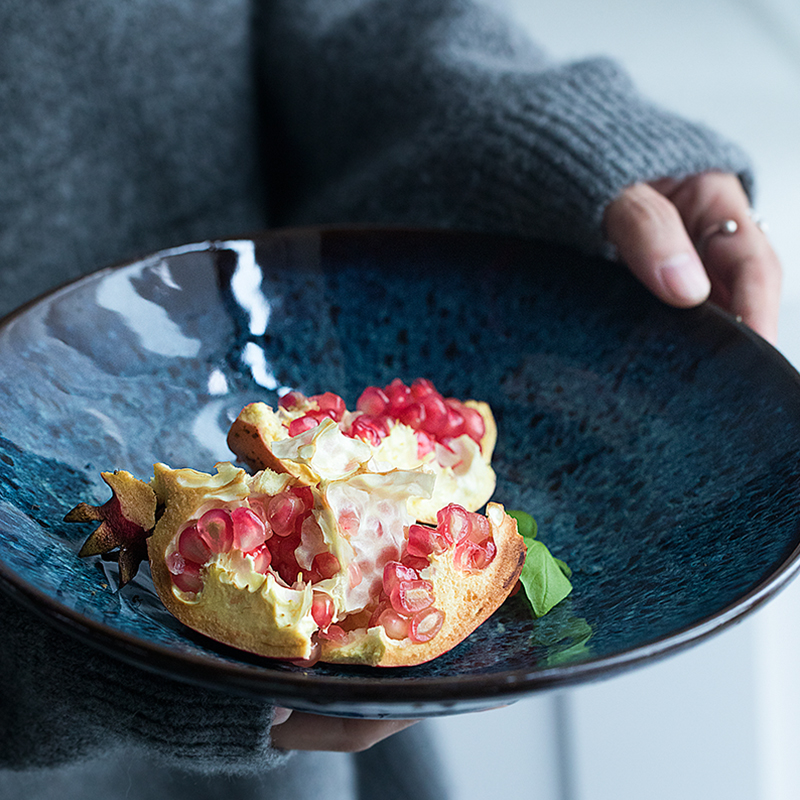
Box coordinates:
[1,228,799,717]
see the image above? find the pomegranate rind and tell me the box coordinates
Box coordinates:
[227,402,316,485]
[319,503,525,667]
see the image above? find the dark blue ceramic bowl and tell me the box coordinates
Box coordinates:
[1,227,799,718]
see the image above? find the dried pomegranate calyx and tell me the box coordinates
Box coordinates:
[65,470,157,586]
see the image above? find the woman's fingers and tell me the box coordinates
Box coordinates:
[604,182,711,307]
[604,173,781,344]
[665,172,781,344]
[271,708,419,752]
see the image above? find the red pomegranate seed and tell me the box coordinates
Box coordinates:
[349,415,386,446]
[249,543,272,573]
[369,599,390,628]
[338,508,360,535]
[383,561,419,596]
[310,391,346,421]
[460,405,486,443]
[453,538,497,571]
[401,552,430,571]
[410,607,445,643]
[278,390,305,410]
[178,524,212,565]
[348,561,363,588]
[407,524,448,557]
[465,512,490,545]
[269,531,301,583]
[356,385,390,416]
[441,405,466,439]
[267,492,304,537]
[231,506,268,552]
[384,378,412,413]
[166,550,186,575]
[410,378,437,400]
[378,607,411,640]
[197,508,234,553]
[420,392,448,435]
[319,624,348,643]
[415,430,435,459]
[288,639,322,667]
[172,561,203,593]
[313,552,341,580]
[290,485,314,511]
[288,415,321,437]
[397,401,426,430]
[311,592,335,628]
[436,504,470,545]
[389,579,434,615]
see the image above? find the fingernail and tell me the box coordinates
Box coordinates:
[273,707,293,725]
[658,253,711,304]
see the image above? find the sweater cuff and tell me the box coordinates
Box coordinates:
[467,56,754,251]
[0,591,289,774]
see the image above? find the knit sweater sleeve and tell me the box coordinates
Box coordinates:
[258,0,753,253]
[0,590,288,775]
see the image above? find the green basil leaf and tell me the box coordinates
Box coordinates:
[507,509,537,539]
[518,536,573,618]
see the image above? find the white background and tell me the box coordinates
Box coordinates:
[431,1,800,797]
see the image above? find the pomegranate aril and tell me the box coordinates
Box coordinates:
[249,543,272,573]
[172,561,203,594]
[369,599,390,628]
[231,506,268,552]
[310,391,346,421]
[401,552,430,572]
[348,561,363,588]
[290,485,314,511]
[467,512,491,545]
[410,607,445,643]
[197,508,234,553]
[267,492,304,537]
[356,385,390,417]
[288,415,320,437]
[166,550,186,575]
[441,405,466,438]
[278,390,305,410]
[420,392,448,435]
[415,430,435,459]
[311,592,335,628]
[410,378,437,400]
[383,561,419,596]
[378,607,411,640]
[384,378,412,413]
[349,415,386,446]
[453,538,497,571]
[389,579,435,615]
[436,503,470,544]
[319,624,348,643]
[407,524,449,557]
[313,552,341,580]
[397,402,426,430]
[178,524,212,565]
[460,405,486,443]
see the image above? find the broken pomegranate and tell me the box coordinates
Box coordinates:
[67,381,528,668]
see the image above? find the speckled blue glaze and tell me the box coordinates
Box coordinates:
[1,228,799,718]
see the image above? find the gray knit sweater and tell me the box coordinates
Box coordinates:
[0,0,751,797]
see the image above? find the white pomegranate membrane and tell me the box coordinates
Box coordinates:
[165,489,497,648]
[279,378,486,459]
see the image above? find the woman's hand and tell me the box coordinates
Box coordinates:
[604,172,782,343]
[270,707,419,752]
